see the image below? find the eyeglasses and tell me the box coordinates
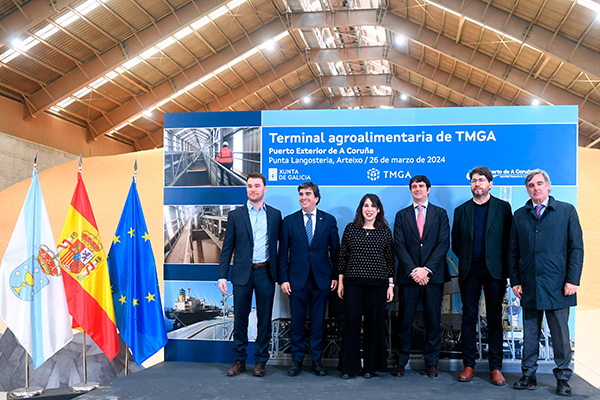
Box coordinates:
[470,178,488,184]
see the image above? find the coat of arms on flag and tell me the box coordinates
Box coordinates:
[58,230,104,281]
[10,246,60,301]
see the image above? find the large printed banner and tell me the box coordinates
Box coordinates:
[262,107,577,186]
[163,105,578,363]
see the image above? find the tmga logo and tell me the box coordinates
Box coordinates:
[366,168,380,181]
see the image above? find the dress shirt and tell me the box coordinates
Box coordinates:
[302,208,317,237]
[413,200,429,220]
[248,200,268,263]
[534,198,549,216]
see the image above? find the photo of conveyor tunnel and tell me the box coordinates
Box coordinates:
[164,205,239,264]
[164,126,261,187]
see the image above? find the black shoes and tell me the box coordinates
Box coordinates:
[391,364,405,377]
[362,372,379,379]
[513,375,537,390]
[287,361,302,376]
[426,365,439,378]
[557,380,572,396]
[311,360,327,376]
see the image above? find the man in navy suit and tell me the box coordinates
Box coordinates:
[392,175,450,379]
[279,182,340,376]
[218,172,282,377]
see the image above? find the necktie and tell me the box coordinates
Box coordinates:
[536,204,545,219]
[306,213,313,244]
[416,205,425,238]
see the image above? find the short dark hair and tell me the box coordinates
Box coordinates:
[409,175,431,189]
[298,181,320,205]
[470,166,493,182]
[353,194,388,230]
[247,172,266,185]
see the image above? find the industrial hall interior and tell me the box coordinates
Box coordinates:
[1,0,600,397]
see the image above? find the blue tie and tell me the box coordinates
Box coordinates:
[306,213,313,244]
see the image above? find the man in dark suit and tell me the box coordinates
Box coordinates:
[509,169,583,396]
[218,172,282,377]
[392,175,450,378]
[451,166,512,386]
[278,181,340,377]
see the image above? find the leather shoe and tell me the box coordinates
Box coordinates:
[341,373,352,379]
[287,361,302,376]
[391,364,405,377]
[227,360,246,376]
[491,370,506,386]
[427,365,439,378]
[513,375,537,390]
[458,366,476,382]
[311,360,327,376]
[363,372,379,379]
[253,361,266,377]
[557,380,572,396]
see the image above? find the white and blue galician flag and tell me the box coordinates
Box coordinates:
[108,177,167,365]
[0,166,73,369]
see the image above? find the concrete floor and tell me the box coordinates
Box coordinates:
[64,361,600,400]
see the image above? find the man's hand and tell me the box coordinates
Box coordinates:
[330,280,338,291]
[218,280,229,296]
[564,282,578,296]
[512,285,523,300]
[281,282,292,296]
[412,268,429,285]
[337,282,344,299]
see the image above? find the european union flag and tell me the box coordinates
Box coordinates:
[107,178,167,365]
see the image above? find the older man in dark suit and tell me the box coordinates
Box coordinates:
[452,166,512,385]
[392,175,450,379]
[279,181,339,377]
[218,172,282,377]
[509,169,583,396]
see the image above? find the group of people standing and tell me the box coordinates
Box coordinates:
[218,167,583,397]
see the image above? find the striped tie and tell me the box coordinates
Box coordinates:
[306,213,313,244]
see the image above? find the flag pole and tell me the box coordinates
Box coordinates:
[123,159,136,378]
[9,154,44,398]
[69,157,100,393]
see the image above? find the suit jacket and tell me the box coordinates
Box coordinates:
[508,196,583,310]
[278,209,340,291]
[451,195,512,283]
[394,203,450,285]
[218,203,282,286]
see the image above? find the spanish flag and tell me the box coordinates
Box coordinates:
[57,171,119,360]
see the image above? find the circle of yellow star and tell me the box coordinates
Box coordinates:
[132,298,139,306]
[118,295,126,304]
[142,232,150,242]
[113,235,120,244]
[145,293,156,302]
[128,228,135,238]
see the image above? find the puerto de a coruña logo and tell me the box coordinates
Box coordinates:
[366,168,380,181]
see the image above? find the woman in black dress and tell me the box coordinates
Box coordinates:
[337,194,395,379]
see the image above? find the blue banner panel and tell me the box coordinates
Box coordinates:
[262,122,577,186]
[165,340,257,363]
[163,264,219,281]
[164,187,247,205]
[165,111,261,128]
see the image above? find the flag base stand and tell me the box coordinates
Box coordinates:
[8,386,44,398]
[69,381,100,392]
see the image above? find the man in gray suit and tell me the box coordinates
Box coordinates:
[452,166,512,385]
[509,169,583,396]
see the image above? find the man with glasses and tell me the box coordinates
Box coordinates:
[452,166,512,385]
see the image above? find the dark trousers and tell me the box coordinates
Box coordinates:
[219,162,233,185]
[395,284,444,367]
[232,267,275,362]
[289,278,329,362]
[339,284,388,375]
[459,267,505,371]
[522,307,572,381]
